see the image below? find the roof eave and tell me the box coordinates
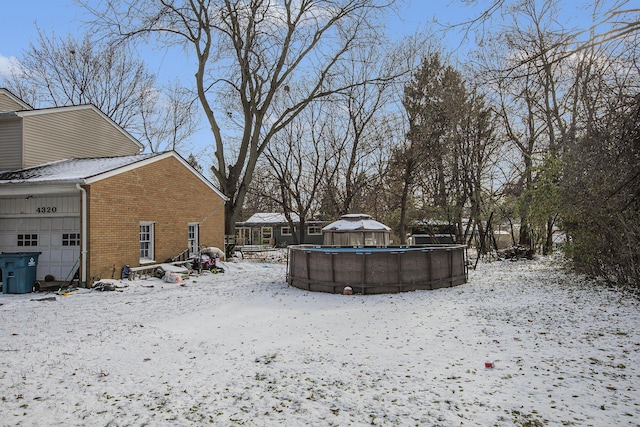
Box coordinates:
[0,181,84,197]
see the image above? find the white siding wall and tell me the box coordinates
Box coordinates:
[0,195,80,217]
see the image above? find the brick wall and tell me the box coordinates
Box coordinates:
[86,156,225,282]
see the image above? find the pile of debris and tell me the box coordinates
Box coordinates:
[496,245,534,260]
[153,264,190,280]
[92,279,128,292]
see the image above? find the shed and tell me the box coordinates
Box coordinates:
[408,221,456,245]
[322,214,391,247]
[235,212,324,246]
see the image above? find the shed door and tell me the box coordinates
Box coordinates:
[236,227,251,245]
[261,227,273,245]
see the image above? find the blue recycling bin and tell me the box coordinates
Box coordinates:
[0,252,41,294]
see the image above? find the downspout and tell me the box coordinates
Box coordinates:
[76,183,87,287]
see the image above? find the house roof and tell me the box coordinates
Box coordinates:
[243,212,301,224]
[322,214,391,232]
[0,151,228,201]
[0,153,159,183]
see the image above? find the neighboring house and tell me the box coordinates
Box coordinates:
[407,221,457,245]
[0,88,226,287]
[235,213,324,247]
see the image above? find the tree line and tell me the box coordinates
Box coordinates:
[3,0,637,287]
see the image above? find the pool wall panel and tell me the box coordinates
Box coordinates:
[287,245,468,294]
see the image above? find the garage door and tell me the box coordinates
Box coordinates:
[0,195,80,282]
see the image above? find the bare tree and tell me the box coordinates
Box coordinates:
[319,33,423,221]
[241,164,282,218]
[452,0,640,54]
[138,81,200,153]
[557,25,640,285]
[467,0,640,268]
[471,0,584,252]
[84,0,398,235]
[186,152,204,173]
[2,29,196,153]
[459,88,500,248]
[387,139,421,244]
[256,98,334,244]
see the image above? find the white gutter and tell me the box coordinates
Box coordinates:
[76,184,88,287]
[0,183,80,197]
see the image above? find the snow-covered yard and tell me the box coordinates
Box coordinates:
[0,256,638,426]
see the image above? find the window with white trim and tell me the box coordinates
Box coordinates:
[62,233,80,246]
[261,226,273,245]
[140,222,155,262]
[307,225,322,235]
[236,227,252,245]
[17,234,38,246]
[188,223,199,256]
[281,226,292,236]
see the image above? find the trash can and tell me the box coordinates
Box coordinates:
[0,252,41,294]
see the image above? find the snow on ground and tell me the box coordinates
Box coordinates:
[0,256,638,426]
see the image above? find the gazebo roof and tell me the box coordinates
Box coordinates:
[322,214,391,233]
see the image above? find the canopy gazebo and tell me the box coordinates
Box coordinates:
[322,214,391,247]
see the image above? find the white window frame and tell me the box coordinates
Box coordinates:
[281,226,292,236]
[139,222,155,264]
[261,226,273,245]
[17,233,38,247]
[188,223,199,256]
[307,225,322,236]
[62,233,80,246]
[236,227,252,245]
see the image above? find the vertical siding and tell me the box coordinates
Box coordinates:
[0,116,22,170]
[22,108,140,167]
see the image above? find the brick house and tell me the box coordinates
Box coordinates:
[0,88,225,287]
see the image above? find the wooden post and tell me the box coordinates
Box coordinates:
[361,252,366,294]
[305,250,311,290]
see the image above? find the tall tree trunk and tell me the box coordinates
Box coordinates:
[398,156,415,245]
[224,202,238,239]
[542,214,557,255]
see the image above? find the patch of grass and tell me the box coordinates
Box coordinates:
[511,409,545,427]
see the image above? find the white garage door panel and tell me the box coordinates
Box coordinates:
[0,216,80,281]
[39,233,52,247]
[1,195,81,282]
[45,247,80,278]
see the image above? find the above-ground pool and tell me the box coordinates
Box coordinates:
[287,245,468,294]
